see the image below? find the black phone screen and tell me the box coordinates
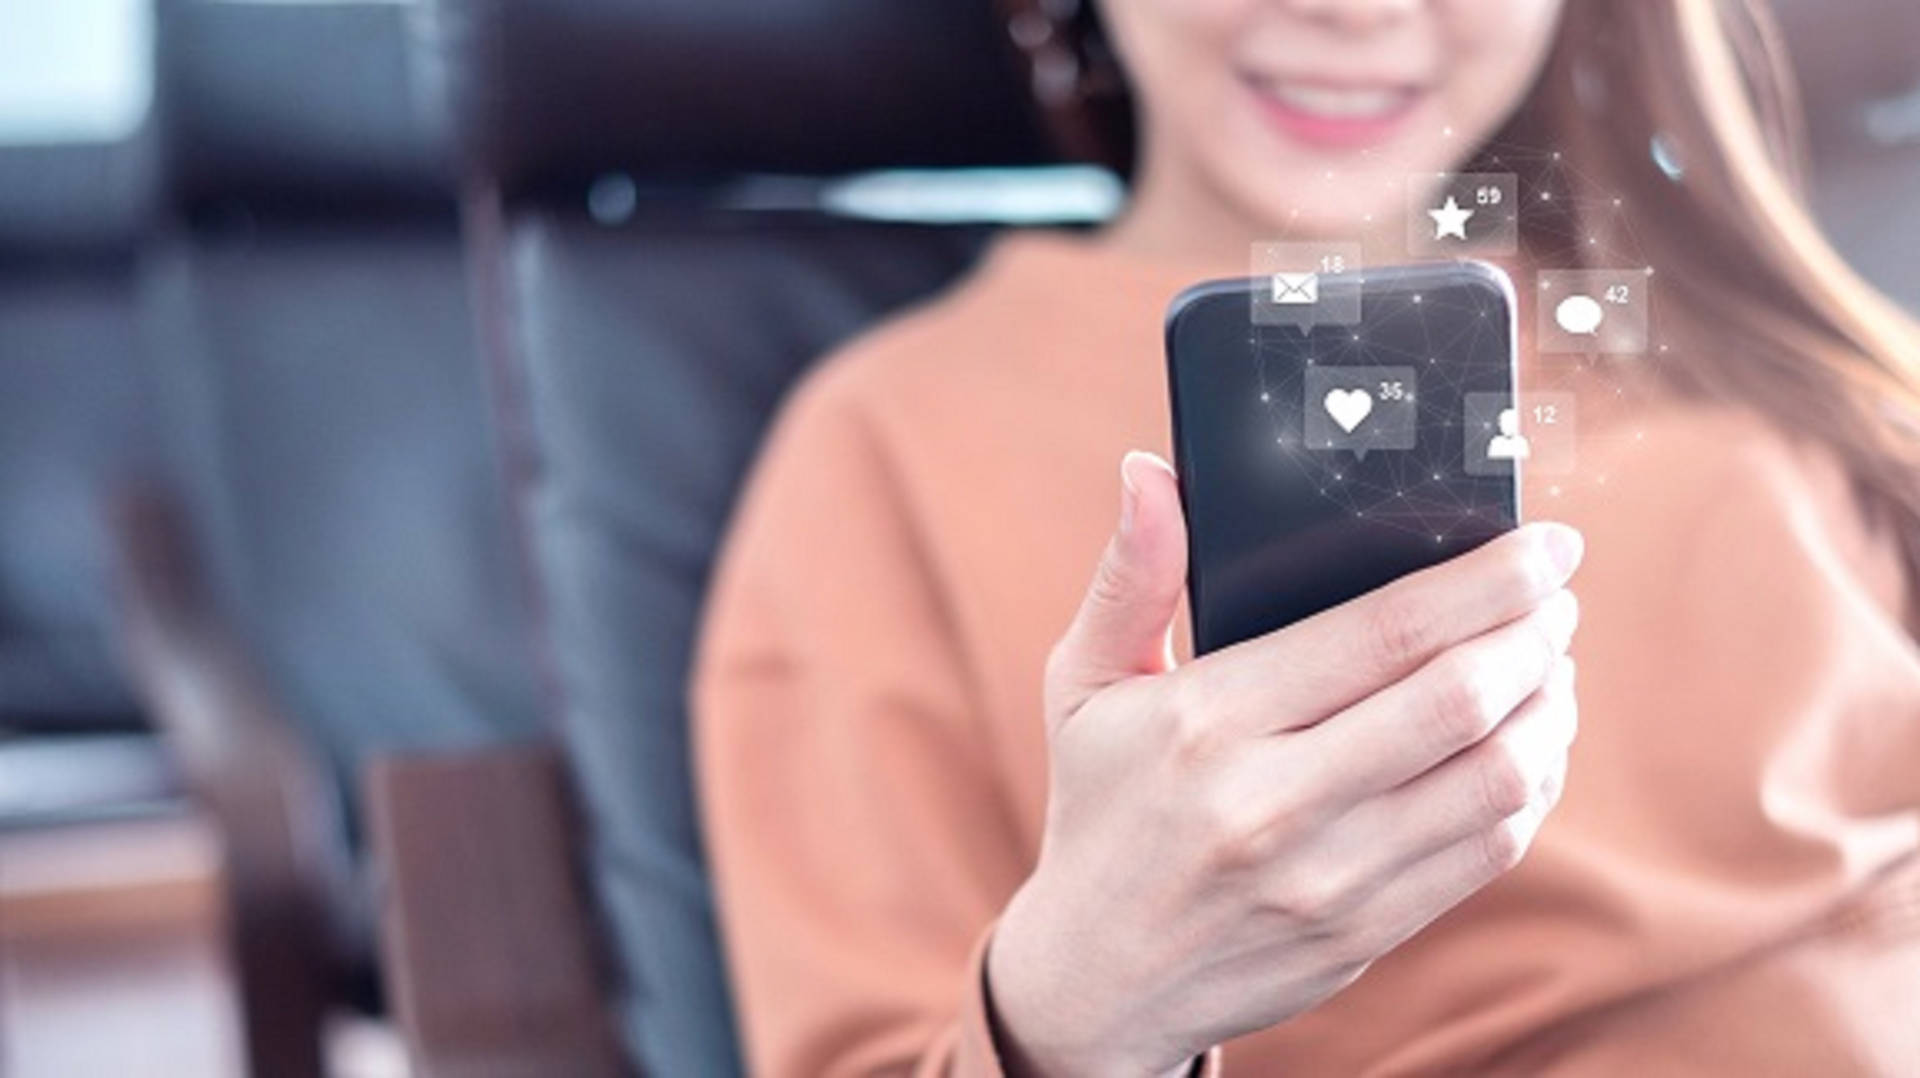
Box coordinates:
[1167,262,1521,655]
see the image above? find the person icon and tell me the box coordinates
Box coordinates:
[1486,407,1531,461]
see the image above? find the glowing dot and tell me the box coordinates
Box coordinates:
[1549,485,1562,496]
[1541,191,1552,201]
[1260,392,1271,401]
[1413,294,1423,303]
[1613,198,1623,207]
[1552,151,1562,161]
[1443,126,1455,137]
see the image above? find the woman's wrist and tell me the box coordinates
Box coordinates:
[985,884,1196,1078]
[985,887,1103,1078]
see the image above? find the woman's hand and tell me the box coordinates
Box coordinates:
[987,451,1583,1078]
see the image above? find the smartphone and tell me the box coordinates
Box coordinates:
[1166,260,1522,655]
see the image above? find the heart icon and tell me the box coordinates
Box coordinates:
[1323,387,1374,434]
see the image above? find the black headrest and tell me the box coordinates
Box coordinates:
[425,0,1056,196]
[157,0,454,212]
[0,132,159,261]
[0,6,159,260]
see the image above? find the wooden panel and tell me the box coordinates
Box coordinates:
[365,743,627,1078]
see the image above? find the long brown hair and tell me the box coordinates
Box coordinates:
[1001,0,1920,613]
[1536,0,1920,610]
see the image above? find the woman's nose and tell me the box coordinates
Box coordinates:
[1277,0,1421,34]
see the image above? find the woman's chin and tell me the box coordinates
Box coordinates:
[1210,147,1471,246]
[1230,184,1410,245]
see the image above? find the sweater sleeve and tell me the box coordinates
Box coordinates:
[695,368,1176,1077]
[1321,405,1920,1073]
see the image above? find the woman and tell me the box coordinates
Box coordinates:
[695,0,1920,1074]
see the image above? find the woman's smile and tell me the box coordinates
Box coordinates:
[1243,73,1429,150]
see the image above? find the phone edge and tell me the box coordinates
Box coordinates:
[1164,261,1522,656]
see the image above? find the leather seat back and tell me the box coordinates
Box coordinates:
[0,29,160,729]
[433,0,1055,1070]
[144,0,543,785]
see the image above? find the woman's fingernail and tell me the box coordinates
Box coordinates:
[1119,453,1144,533]
[1539,523,1585,580]
[1542,589,1581,651]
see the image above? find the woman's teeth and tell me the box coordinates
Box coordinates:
[1262,82,1413,119]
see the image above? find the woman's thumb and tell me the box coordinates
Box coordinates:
[1046,451,1189,723]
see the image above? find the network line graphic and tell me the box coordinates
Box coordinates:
[1245,142,1669,538]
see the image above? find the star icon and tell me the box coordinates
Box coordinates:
[1429,195,1475,241]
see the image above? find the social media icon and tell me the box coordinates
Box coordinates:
[1428,196,1474,241]
[1554,294,1605,337]
[1408,173,1517,256]
[1485,408,1531,461]
[1272,272,1319,305]
[1465,392,1577,476]
[1304,365,1418,456]
[1250,241,1362,329]
[1323,386,1372,432]
[1538,269,1649,354]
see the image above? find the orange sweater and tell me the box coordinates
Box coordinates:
[693,232,1920,1076]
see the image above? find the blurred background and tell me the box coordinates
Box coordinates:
[0,1,1913,1075]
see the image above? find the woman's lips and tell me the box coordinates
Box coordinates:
[1247,76,1425,150]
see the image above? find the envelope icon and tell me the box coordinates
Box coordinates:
[1271,272,1319,305]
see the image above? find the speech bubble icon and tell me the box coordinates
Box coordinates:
[1555,294,1604,336]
